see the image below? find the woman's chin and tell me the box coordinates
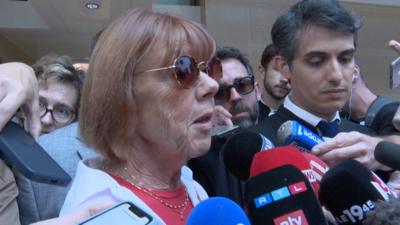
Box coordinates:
[188,139,212,159]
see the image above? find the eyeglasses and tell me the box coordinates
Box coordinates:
[215,76,255,103]
[39,102,76,124]
[143,55,222,89]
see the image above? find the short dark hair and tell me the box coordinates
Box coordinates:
[271,0,362,65]
[260,44,279,69]
[216,46,253,77]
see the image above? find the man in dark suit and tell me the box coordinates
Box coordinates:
[250,0,390,172]
[257,44,290,121]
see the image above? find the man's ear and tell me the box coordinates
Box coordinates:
[258,65,266,80]
[272,55,291,80]
[254,81,261,100]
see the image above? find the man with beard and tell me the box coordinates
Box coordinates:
[258,44,290,120]
[189,47,260,206]
[212,46,260,129]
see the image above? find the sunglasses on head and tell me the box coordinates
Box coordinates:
[215,76,255,103]
[143,55,222,89]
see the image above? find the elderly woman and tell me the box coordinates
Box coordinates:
[60,8,221,225]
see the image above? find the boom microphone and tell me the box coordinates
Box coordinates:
[319,159,394,224]
[185,197,250,225]
[277,120,324,151]
[375,141,400,170]
[245,165,327,225]
[223,131,274,180]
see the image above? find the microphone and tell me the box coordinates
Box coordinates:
[245,165,327,225]
[375,141,400,170]
[223,131,274,180]
[185,197,250,225]
[302,152,330,183]
[249,146,322,196]
[277,120,324,151]
[319,159,394,224]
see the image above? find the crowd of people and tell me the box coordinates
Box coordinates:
[1,0,400,224]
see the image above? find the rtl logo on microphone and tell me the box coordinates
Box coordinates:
[273,209,308,225]
[254,181,307,208]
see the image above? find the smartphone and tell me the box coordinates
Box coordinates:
[79,201,153,225]
[0,121,71,186]
[390,56,400,89]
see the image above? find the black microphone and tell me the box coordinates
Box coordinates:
[245,165,327,225]
[223,131,274,180]
[319,159,394,224]
[375,141,400,170]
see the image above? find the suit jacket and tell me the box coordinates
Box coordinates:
[258,101,271,122]
[14,123,97,225]
[249,106,375,146]
[188,136,245,207]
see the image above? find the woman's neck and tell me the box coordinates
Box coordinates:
[103,146,186,190]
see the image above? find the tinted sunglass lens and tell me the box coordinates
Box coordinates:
[175,56,197,88]
[236,78,254,94]
[215,86,231,103]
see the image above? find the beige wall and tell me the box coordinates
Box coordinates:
[0,34,33,64]
[204,0,400,99]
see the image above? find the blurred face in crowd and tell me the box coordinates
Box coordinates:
[39,78,78,134]
[216,58,260,128]
[281,26,355,121]
[259,58,290,100]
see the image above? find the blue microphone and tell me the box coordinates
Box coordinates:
[277,120,324,151]
[186,197,251,225]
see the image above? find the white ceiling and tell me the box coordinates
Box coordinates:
[1,0,400,97]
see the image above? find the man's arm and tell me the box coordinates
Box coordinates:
[0,62,40,138]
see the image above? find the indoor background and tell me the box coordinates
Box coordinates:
[0,0,399,98]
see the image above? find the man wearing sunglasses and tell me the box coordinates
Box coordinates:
[213,46,261,129]
[189,47,260,207]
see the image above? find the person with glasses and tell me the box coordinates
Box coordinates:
[59,8,221,225]
[31,54,84,134]
[213,46,261,129]
[188,46,260,207]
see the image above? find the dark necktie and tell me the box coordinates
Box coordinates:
[317,119,339,138]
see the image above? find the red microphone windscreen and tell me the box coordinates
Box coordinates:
[249,146,320,195]
[302,153,330,183]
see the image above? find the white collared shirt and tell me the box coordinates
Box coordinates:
[283,96,341,139]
